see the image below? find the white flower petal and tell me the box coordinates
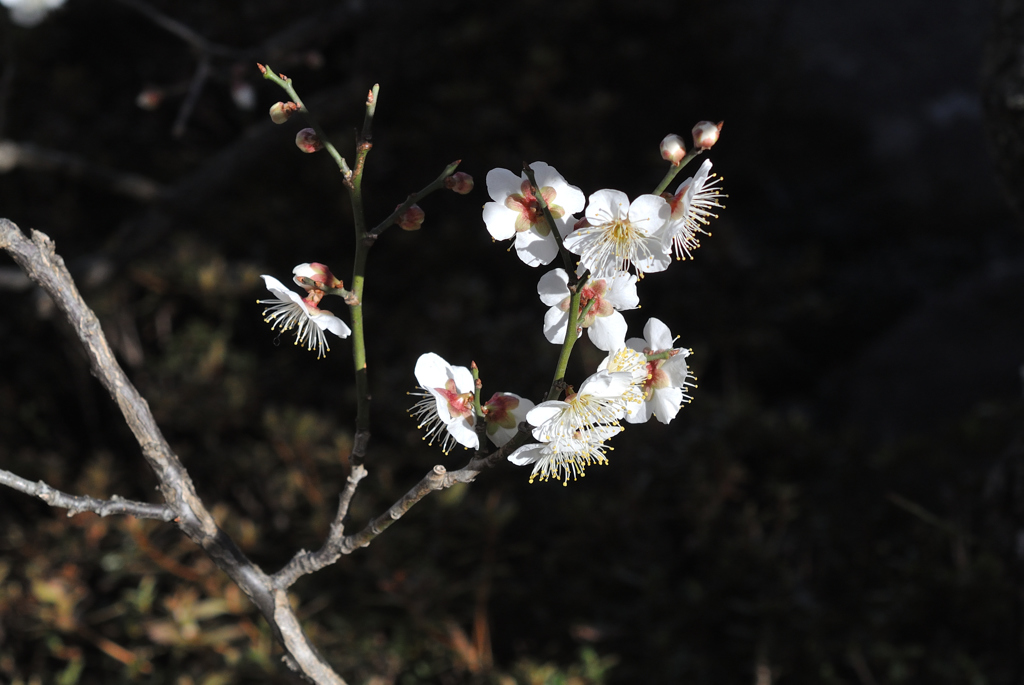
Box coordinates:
[543,306,569,345]
[483,201,518,240]
[414,352,452,390]
[644,317,675,351]
[486,167,523,202]
[530,161,585,214]
[508,442,545,466]
[446,418,480,449]
[514,226,559,266]
[313,311,352,338]
[603,272,639,310]
[526,403,566,428]
[650,387,683,424]
[584,189,630,224]
[537,269,570,306]
[587,312,627,352]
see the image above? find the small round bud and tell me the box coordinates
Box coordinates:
[270,101,299,124]
[444,171,474,195]
[660,133,686,165]
[397,204,425,231]
[295,128,323,153]
[692,121,723,150]
[293,262,343,290]
[231,82,256,111]
[136,88,164,111]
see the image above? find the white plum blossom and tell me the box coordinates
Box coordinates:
[408,353,478,453]
[625,317,695,424]
[258,275,351,359]
[508,424,621,485]
[538,268,639,352]
[482,392,534,447]
[482,162,585,267]
[0,0,65,27]
[527,370,632,443]
[563,189,671,279]
[598,346,650,418]
[663,159,726,260]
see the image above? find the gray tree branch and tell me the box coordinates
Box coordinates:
[0,468,176,520]
[0,218,347,685]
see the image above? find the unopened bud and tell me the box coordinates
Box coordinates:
[231,82,256,111]
[270,101,299,124]
[295,128,323,153]
[293,262,343,290]
[692,121,723,150]
[445,171,474,195]
[659,134,686,165]
[397,204,425,231]
[136,88,164,111]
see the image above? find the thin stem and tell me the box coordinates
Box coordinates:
[361,84,379,142]
[258,64,352,177]
[522,164,579,285]
[367,160,461,237]
[546,280,586,401]
[652,148,703,196]
[0,468,176,521]
[293,276,357,304]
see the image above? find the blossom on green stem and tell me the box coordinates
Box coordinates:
[408,353,478,453]
[482,162,584,267]
[563,190,671,279]
[258,275,351,359]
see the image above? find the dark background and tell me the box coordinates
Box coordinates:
[1,0,1024,682]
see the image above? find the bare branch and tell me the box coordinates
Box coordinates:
[0,219,347,684]
[0,139,165,201]
[172,56,212,139]
[112,0,241,58]
[273,427,533,589]
[0,468,176,520]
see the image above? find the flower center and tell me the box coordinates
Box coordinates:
[505,180,565,235]
[557,279,612,328]
[642,359,670,399]
[483,393,520,433]
[435,379,474,419]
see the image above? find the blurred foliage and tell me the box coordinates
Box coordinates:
[2,0,1024,683]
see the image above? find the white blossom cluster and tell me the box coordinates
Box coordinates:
[255,152,723,486]
[478,159,722,483]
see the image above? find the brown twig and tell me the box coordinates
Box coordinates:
[0,468,175,520]
[0,219,348,685]
[0,139,165,200]
[272,426,532,589]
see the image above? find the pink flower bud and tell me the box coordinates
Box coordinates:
[136,88,164,111]
[270,101,299,124]
[692,121,723,150]
[660,134,686,165]
[295,128,323,153]
[397,204,425,231]
[444,171,474,195]
[293,262,343,289]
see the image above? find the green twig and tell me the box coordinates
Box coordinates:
[258,64,352,178]
[367,161,461,237]
[652,148,704,196]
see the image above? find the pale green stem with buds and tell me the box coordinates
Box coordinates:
[651,148,703,196]
[293,277,357,304]
[259,64,353,178]
[368,161,461,237]
[348,89,381,447]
